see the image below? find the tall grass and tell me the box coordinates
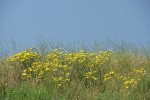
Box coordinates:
[0,39,150,100]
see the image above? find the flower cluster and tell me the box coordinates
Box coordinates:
[104,67,146,89]
[7,48,41,68]
[84,51,112,82]
[21,49,71,87]
[7,48,113,86]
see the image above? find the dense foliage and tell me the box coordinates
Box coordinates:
[0,46,150,100]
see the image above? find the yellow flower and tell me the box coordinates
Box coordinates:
[124,81,129,85]
[28,67,32,71]
[110,70,115,75]
[125,86,129,89]
[45,67,50,71]
[65,78,70,81]
[85,72,92,78]
[22,73,27,76]
[92,76,98,80]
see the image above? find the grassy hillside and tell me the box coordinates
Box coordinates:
[0,40,150,100]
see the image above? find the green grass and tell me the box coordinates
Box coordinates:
[0,39,150,100]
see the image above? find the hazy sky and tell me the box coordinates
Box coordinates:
[0,0,150,47]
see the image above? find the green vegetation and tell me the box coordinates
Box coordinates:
[0,40,150,100]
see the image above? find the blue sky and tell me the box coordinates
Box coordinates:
[0,0,150,48]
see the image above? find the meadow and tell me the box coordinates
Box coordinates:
[0,39,150,100]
